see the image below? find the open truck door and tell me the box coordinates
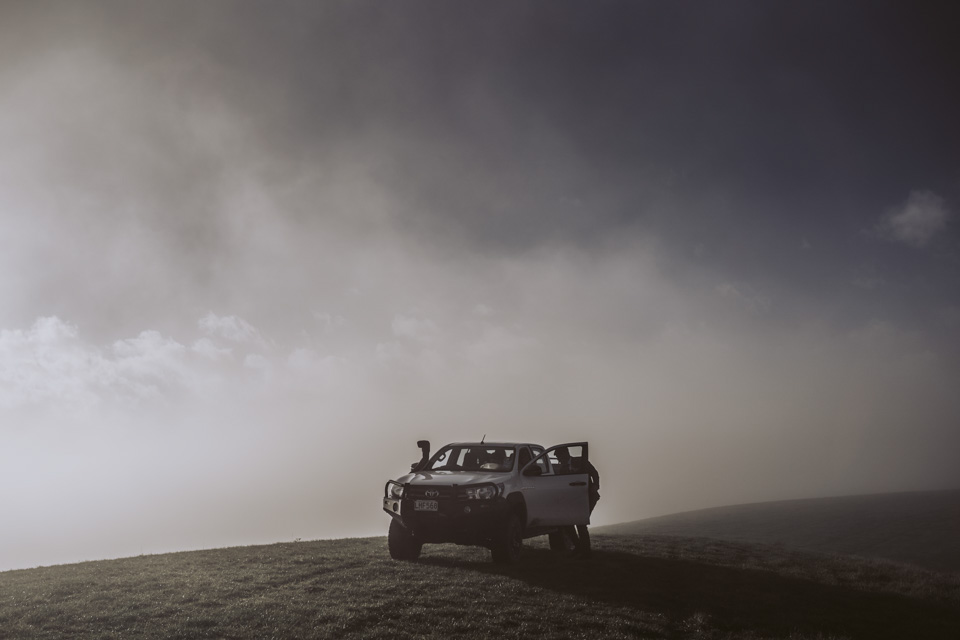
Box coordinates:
[520,442,590,528]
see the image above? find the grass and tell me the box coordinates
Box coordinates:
[598,490,960,572]
[2,533,960,639]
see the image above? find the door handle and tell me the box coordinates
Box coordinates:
[569,481,586,486]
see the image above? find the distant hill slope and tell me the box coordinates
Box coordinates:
[597,490,960,572]
[1,534,959,639]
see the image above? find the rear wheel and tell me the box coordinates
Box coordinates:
[491,513,524,564]
[388,519,422,561]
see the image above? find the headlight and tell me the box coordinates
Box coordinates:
[388,482,404,499]
[464,485,498,500]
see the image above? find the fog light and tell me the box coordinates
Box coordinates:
[393,504,399,512]
[463,506,471,514]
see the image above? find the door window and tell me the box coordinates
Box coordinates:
[524,443,588,476]
[550,444,586,475]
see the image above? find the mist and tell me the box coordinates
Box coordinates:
[2,1,959,571]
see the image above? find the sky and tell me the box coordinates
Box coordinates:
[2,1,959,571]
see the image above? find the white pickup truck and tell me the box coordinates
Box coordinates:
[382,440,593,563]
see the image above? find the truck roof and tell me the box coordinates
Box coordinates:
[444,442,543,449]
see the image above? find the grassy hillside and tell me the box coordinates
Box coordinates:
[597,490,960,573]
[2,534,959,639]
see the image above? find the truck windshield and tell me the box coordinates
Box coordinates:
[426,446,515,472]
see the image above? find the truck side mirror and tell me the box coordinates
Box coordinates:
[523,466,543,477]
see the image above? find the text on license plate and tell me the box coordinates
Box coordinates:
[415,500,438,511]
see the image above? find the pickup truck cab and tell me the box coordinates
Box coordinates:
[382,440,592,563]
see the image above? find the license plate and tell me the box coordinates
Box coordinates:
[415,500,438,511]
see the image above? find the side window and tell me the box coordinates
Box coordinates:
[530,446,548,474]
[525,446,553,476]
[526,443,587,477]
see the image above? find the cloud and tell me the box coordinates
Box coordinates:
[199,313,267,347]
[876,190,950,248]
[0,317,198,409]
[191,337,233,360]
[0,309,537,412]
[110,330,194,401]
[1,316,274,410]
[0,316,103,409]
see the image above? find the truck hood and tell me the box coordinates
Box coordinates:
[394,470,508,486]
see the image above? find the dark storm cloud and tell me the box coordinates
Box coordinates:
[8,1,958,258]
[176,1,960,251]
[75,0,959,330]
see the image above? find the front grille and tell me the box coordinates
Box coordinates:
[405,484,455,500]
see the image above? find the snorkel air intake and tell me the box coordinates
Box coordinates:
[410,440,431,472]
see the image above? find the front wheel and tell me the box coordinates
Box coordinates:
[491,513,524,564]
[388,518,422,561]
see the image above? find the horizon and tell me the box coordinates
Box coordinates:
[9,486,957,574]
[3,1,960,572]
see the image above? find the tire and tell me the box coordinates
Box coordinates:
[388,519,422,561]
[574,524,591,558]
[491,513,524,564]
[549,527,578,557]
